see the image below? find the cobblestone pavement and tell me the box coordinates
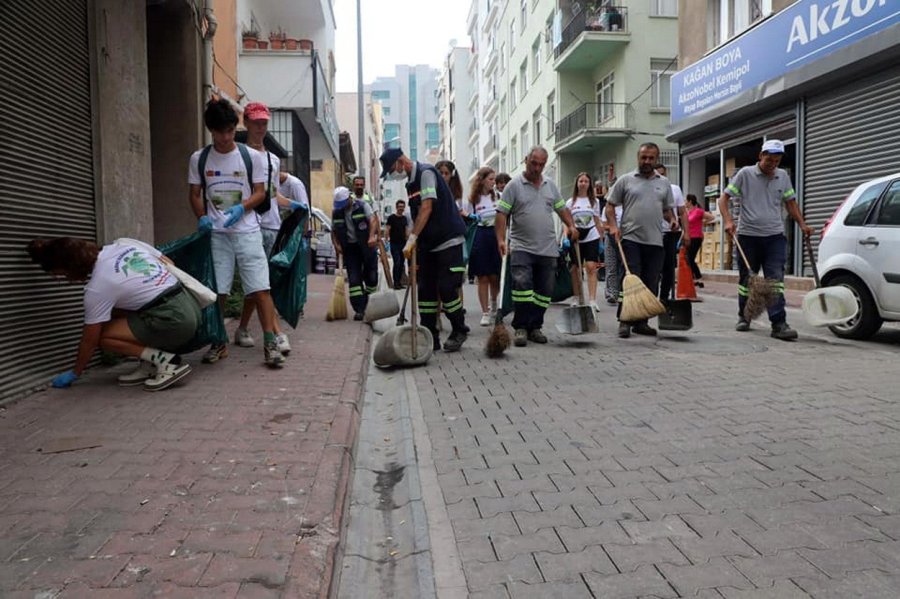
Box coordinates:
[410,286,900,598]
[0,275,370,598]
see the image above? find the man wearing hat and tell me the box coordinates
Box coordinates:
[380,147,469,352]
[719,139,813,340]
[331,186,379,320]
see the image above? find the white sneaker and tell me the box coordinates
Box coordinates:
[275,333,291,355]
[143,362,192,392]
[118,361,156,386]
[480,312,492,326]
[234,328,255,348]
[264,342,286,368]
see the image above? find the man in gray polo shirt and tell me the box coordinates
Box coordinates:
[719,139,812,340]
[606,142,676,338]
[496,146,578,346]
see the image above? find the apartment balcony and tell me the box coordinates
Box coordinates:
[482,0,499,33]
[468,120,479,146]
[483,96,498,122]
[482,48,498,76]
[482,138,498,164]
[554,6,629,72]
[554,103,633,154]
[467,88,480,112]
[467,49,479,75]
[239,50,338,158]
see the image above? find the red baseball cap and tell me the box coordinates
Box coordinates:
[244,102,270,121]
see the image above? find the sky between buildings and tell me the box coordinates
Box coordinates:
[333,0,470,92]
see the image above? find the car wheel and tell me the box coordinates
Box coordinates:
[827,274,883,339]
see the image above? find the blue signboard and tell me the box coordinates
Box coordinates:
[671,0,900,123]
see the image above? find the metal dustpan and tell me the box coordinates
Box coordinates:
[658,298,693,331]
[364,244,401,323]
[801,237,858,327]
[556,242,598,335]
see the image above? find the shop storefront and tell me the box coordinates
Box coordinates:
[668,0,900,274]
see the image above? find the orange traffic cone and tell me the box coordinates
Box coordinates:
[676,246,699,301]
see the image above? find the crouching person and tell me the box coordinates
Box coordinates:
[27,237,201,392]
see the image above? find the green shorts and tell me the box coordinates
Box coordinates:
[127,286,201,352]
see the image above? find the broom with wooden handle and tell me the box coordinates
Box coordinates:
[326,254,348,321]
[731,233,776,321]
[616,237,666,322]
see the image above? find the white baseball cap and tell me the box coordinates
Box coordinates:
[761,139,785,154]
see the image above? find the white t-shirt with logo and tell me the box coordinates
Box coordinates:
[188,145,267,234]
[258,151,282,231]
[466,193,498,227]
[278,174,309,209]
[566,197,602,243]
[659,183,686,233]
[600,204,624,227]
[84,241,179,325]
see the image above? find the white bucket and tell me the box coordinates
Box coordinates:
[802,286,859,327]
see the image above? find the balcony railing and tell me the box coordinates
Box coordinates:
[554,6,628,60]
[482,138,497,162]
[554,103,632,142]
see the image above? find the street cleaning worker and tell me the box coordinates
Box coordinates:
[495,146,578,347]
[331,186,379,321]
[28,237,200,392]
[380,147,470,352]
[718,139,812,340]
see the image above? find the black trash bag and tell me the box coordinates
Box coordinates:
[269,207,310,329]
[156,231,227,353]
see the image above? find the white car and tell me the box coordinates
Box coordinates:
[818,172,900,339]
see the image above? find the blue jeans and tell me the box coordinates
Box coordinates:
[737,234,787,325]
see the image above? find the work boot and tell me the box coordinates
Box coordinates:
[771,322,799,341]
[443,331,467,352]
[514,329,528,347]
[618,322,631,338]
[527,329,548,344]
[353,312,364,321]
[632,322,657,336]
[735,319,751,332]
[432,335,442,351]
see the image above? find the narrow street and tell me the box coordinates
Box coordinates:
[338,283,900,598]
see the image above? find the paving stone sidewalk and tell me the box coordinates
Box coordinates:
[0,274,370,598]
[413,292,900,598]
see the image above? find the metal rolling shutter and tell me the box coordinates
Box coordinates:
[0,1,96,402]
[804,66,900,266]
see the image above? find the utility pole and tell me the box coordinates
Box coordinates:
[356,0,365,183]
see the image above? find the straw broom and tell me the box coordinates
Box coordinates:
[732,234,776,321]
[616,237,666,322]
[485,248,511,358]
[326,255,348,321]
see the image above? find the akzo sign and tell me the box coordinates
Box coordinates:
[671,0,900,123]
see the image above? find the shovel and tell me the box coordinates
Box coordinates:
[556,241,599,335]
[363,244,400,323]
[372,250,434,368]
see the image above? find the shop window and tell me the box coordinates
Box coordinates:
[876,181,900,226]
[845,181,888,226]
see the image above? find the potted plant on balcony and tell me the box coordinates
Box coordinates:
[270,28,286,50]
[298,38,313,51]
[241,24,259,49]
[285,36,299,50]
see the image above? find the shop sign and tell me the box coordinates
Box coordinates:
[671,0,900,123]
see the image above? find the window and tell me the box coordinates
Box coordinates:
[425,123,440,150]
[510,135,518,165]
[532,109,542,147]
[520,123,529,154]
[449,101,454,126]
[500,96,507,126]
[651,0,678,17]
[372,90,390,100]
[531,38,541,81]
[708,0,772,47]
[510,79,517,111]
[383,106,391,116]
[845,182,889,226]
[519,61,527,101]
[876,181,900,226]
[500,42,506,73]
[659,149,679,184]
[650,59,674,110]
[509,19,516,49]
[408,72,418,159]
[500,148,507,172]
[595,72,615,121]
[546,92,556,133]
[544,12,554,61]
[520,0,527,33]
[384,124,401,147]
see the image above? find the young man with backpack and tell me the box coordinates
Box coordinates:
[188,99,286,368]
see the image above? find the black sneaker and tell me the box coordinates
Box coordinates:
[618,322,631,338]
[443,331,467,352]
[771,322,798,341]
[459,322,471,334]
[735,319,750,332]
[527,329,548,344]
[632,322,657,336]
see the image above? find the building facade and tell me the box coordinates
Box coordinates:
[669,0,900,274]
[368,65,441,163]
[437,46,477,181]
[335,92,385,206]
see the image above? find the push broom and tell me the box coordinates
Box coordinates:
[731,233,776,321]
[616,237,666,322]
[326,255,348,321]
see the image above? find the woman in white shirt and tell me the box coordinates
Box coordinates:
[27,237,201,392]
[563,173,604,310]
[466,167,502,326]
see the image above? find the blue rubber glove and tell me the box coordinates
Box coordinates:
[223,204,245,228]
[469,213,480,223]
[197,215,213,233]
[384,241,391,254]
[561,237,571,250]
[52,370,78,388]
[289,201,306,212]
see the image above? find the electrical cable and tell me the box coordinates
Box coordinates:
[627,55,678,107]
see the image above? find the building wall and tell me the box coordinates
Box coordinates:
[438,47,476,179]
[92,0,155,243]
[212,0,239,100]
[369,64,440,162]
